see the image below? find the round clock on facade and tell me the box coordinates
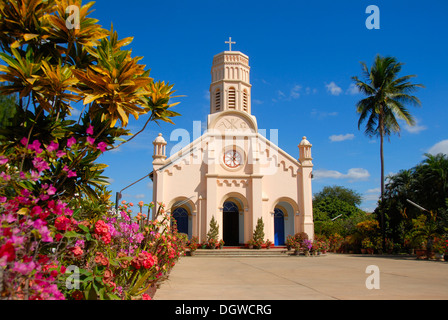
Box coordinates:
[223,150,242,168]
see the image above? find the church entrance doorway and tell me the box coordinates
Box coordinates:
[274,208,285,246]
[172,207,189,235]
[223,201,239,246]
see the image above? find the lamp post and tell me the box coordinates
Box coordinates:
[115,173,151,212]
[406,199,430,213]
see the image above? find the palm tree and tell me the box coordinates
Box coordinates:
[352,54,424,241]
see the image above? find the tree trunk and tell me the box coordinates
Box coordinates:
[379,111,385,250]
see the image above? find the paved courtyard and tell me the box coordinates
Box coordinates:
[155,253,448,300]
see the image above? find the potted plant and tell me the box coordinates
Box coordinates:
[320,240,328,254]
[218,239,225,249]
[247,239,254,249]
[285,235,295,251]
[186,236,199,256]
[311,242,319,256]
[302,239,312,257]
[265,239,272,249]
[254,238,263,249]
[293,241,301,255]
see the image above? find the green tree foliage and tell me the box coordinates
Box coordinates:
[378,153,448,244]
[313,185,369,238]
[0,93,17,131]
[0,0,180,202]
[207,216,219,241]
[352,55,424,200]
[252,218,265,248]
[313,185,362,208]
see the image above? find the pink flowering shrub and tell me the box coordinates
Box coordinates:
[0,135,186,300]
[59,201,186,300]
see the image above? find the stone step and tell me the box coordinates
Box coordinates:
[191,248,290,257]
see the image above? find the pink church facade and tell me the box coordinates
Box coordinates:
[150,49,314,246]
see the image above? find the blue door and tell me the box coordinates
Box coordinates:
[172,207,188,235]
[274,208,285,246]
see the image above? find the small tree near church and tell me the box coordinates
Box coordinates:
[206,216,219,248]
[252,218,265,249]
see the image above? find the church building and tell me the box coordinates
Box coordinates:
[150,41,314,246]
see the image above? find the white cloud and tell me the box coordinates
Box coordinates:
[366,187,381,194]
[329,133,355,142]
[276,85,303,101]
[310,109,338,119]
[346,83,360,95]
[305,87,318,95]
[135,194,146,199]
[290,85,302,99]
[313,168,370,181]
[253,99,263,105]
[325,81,342,96]
[69,107,82,117]
[363,187,381,201]
[428,139,448,155]
[403,118,427,134]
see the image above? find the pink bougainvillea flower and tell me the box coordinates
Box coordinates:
[69,246,83,258]
[97,141,107,152]
[0,241,16,264]
[47,185,57,196]
[47,141,59,152]
[67,170,77,178]
[0,156,8,165]
[67,137,76,147]
[86,136,95,145]
[0,172,10,181]
[30,170,40,181]
[28,140,43,154]
[13,261,37,275]
[20,137,28,146]
[32,157,50,173]
[56,150,66,158]
[86,124,94,135]
[54,216,71,231]
[142,293,151,300]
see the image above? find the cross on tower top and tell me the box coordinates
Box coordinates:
[225,37,236,51]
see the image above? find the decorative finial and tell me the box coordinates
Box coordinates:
[225,37,236,51]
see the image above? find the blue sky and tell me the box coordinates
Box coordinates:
[84,0,448,212]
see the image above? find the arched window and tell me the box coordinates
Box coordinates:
[215,88,221,111]
[172,207,189,235]
[228,87,236,109]
[242,89,248,112]
[223,201,239,213]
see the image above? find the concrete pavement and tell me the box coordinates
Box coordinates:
[155,253,448,300]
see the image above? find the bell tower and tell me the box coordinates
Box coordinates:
[209,37,252,115]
